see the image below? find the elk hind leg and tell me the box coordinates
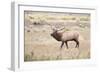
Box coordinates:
[75,40,79,48]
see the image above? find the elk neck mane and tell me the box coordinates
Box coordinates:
[52,31,63,41]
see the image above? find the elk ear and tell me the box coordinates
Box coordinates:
[52,28,56,31]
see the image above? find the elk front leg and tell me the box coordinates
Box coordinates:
[65,41,68,49]
[60,41,64,49]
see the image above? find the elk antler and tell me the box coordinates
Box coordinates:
[56,25,65,31]
[49,22,65,32]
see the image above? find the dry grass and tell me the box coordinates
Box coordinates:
[24,11,90,62]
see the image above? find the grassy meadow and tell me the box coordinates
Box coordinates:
[24,11,90,61]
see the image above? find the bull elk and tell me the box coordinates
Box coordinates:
[50,25,79,49]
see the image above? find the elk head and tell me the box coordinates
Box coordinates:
[50,25,65,41]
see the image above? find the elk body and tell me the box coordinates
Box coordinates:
[51,26,79,49]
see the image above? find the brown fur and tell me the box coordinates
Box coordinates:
[51,30,79,49]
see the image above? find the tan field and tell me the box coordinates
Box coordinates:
[24,11,90,61]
